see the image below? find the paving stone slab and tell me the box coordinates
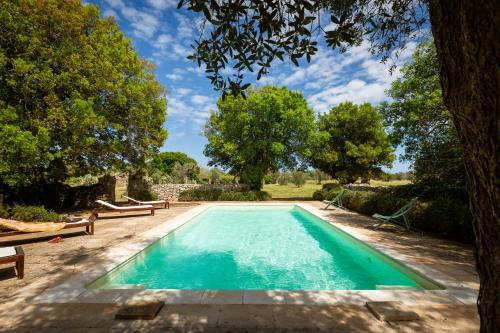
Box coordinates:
[115,300,165,320]
[366,301,420,321]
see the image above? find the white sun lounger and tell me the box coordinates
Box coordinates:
[0,246,24,279]
[94,200,155,216]
[123,195,169,209]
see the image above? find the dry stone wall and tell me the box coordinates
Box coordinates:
[151,184,244,201]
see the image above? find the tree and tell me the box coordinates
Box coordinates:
[204,86,315,190]
[379,40,465,191]
[148,152,200,182]
[313,169,329,184]
[178,2,499,328]
[172,162,199,184]
[291,170,307,187]
[0,0,167,192]
[310,102,394,184]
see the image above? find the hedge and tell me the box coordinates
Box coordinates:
[178,189,271,201]
[1,204,60,222]
[313,188,473,243]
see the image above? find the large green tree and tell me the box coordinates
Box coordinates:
[178,1,499,328]
[204,86,315,189]
[379,40,465,191]
[0,0,167,191]
[148,152,200,182]
[311,102,394,184]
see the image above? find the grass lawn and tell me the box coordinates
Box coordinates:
[115,186,127,202]
[263,179,412,199]
[263,180,325,199]
[368,179,412,186]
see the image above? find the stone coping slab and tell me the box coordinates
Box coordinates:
[115,300,165,320]
[32,203,478,307]
[366,301,420,321]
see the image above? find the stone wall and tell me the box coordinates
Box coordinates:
[151,184,244,201]
[343,184,389,193]
[322,182,390,193]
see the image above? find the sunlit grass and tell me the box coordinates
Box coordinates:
[263,179,412,199]
[263,180,325,199]
[115,186,127,202]
[368,179,411,186]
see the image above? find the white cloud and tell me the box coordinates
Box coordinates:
[186,64,206,77]
[192,95,212,105]
[253,40,417,113]
[105,0,124,8]
[105,0,160,39]
[165,68,186,80]
[157,34,173,46]
[174,13,195,39]
[166,73,182,81]
[102,8,119,19]
[307,79,387,113]
[145,0,177,10]
[167,90,216,126]
[174,88,193,96]
[172,43,191,58]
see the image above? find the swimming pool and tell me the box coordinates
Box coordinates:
[88,205,441,290]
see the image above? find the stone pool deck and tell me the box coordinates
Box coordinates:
[0,201,479,332]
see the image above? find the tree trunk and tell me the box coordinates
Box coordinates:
[98,174,116,203]
[127,170,150,200]
[428,1,500,331]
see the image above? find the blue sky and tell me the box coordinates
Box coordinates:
[87,0,414,173]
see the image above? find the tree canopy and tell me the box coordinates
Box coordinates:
[0,0,167,189]
[148,151,200,182]
[204,86,315,189]
[179,0,427,96]
[379,40,464,191]
[310,102,394,184]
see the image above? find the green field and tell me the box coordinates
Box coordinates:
[368,179,411,186]
[263,180,325,199]
[115,186,127,202]
[263,179,411,199]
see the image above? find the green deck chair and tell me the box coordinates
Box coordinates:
[323,188,346,209]
[372,197,418,231]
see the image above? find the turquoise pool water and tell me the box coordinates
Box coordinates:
[90,205,440,290]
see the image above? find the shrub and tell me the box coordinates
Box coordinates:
[315,188,472,243]
[66,174,100,186]
[277,173,290,185]
[178,189,270,201]
[0,203,8,218]
[322,182,340,190]
[263,174,274,184]
[312,187,343,201]
[178,189,223,201]
[219,174,235,184]
[129,190,158,201]
[9,205,59,222]
[291,171,307,187]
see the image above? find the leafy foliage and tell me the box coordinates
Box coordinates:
[148,152,200,179]
[178,189,270,201]
[9,205,60,222]
[379,40,465,191]
[291,171,307,187]
[310,102,394,184]
[178,0,427,96]
[313,188,472,242]
[0,0,167,189]
[172,162,199,183]
[204,86,315,190]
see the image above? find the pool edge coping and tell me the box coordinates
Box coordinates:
[31,202,478,306]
